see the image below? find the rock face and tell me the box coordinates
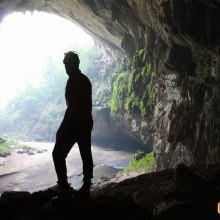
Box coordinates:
[0,0,220,169]
[92,107,115,141]
[92,107,151,151]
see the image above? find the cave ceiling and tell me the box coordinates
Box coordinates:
[0,0,149,56]
[0,0,220,57]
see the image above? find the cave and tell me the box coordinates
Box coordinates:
[1,0,220,169]
[0,1,220,219]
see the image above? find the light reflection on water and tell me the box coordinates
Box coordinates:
[69,164,121,189]
[0,141,134,193]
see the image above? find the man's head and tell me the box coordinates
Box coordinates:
[63,51,80,71]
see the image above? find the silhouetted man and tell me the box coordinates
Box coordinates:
[52,51,93,201]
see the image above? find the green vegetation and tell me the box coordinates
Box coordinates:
[125,50,155,116]
[147,71,155,108]
[96,88,111,104]
[0,136,28,155]
[0,45,97,141]
[0,57,66,140]
[93,84,112,105]
[109,71,128,116]
[122,151,156,173]
[109,47,155,117]
[92,64,127,106]
[0,45,155,141]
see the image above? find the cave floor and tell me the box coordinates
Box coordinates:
[0,163,220,220]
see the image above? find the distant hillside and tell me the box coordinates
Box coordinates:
[0,45,97,141]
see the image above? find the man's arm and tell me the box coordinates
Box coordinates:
[65,80,69,107]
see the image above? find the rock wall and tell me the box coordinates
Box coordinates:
[1,0,220,169]
[92,107,114,141]
[149,1,220,169]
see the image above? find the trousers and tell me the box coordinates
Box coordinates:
[52,119,93,188]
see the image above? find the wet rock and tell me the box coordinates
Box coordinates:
[0,152,11,157]
[174,163,204,196]
[0,164,220,219]
[0,191,32,220]
[153,200,209,220]
[17,148,47,156]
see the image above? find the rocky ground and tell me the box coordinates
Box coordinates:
[1,163,220,220]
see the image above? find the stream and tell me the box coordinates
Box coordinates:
[0,141,135,193]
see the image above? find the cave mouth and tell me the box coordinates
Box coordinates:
[0,10,95,109]
[0,10,146,193]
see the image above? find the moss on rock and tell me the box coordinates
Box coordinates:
[109,47,155,118]
[109,71,129,116]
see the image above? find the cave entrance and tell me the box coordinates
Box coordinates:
[0,11,98,192]
[0,11,95,110]
[0,10,97,140]
[0,11,141,193]
[0,10,100,141]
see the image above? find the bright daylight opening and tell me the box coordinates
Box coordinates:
[0,11,135,193]
[0,11,93,108]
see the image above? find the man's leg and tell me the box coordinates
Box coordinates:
[52,139,74,189]
[76,130,93,198]
[77,132,93,183]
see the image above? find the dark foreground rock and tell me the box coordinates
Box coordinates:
[1,163,220,220]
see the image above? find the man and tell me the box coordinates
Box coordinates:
[52,51,93,201]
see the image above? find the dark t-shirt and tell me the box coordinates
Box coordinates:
[63,70,93,127]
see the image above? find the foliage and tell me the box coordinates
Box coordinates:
[125,50,155,117]
[0,137,11,154]
[0,44,97,141]
[0,56,66,140]
[93,88,111,105]
[109,71,128,116]
[0,136,29,155]
[122,150,156,173]
[92,64,126,106]
[109,47,155,118]
[147,71,155,108]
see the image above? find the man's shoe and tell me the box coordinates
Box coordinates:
[50,183,75,205]
[73,187,90,200]
[73,182,91,200]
